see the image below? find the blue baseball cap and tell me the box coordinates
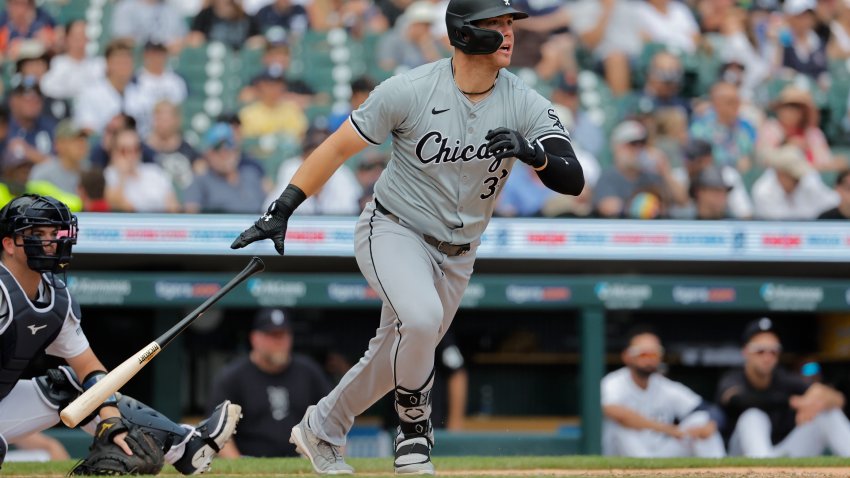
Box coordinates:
[203,123,236,151]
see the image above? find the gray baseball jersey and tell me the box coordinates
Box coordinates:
[350,57,570,244]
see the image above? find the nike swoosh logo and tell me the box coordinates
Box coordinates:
[28,324,47,335]
[431,107,449,115]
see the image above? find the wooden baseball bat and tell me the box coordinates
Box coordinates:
[60,256,265,427]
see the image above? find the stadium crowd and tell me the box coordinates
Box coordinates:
[0,0,849,220]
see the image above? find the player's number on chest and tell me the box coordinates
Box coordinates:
[480,169,509,200]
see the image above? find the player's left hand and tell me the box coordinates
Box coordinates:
[231,200,290,255]
[485,128,546,169]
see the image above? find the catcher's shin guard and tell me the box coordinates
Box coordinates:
[117,395,191,452]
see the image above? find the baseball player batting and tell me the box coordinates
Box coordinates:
[231,0,585,473]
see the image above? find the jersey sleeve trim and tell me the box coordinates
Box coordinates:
[348,116,380,145]
[536,132,572,144]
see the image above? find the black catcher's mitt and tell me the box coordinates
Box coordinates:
[70,417,165,476]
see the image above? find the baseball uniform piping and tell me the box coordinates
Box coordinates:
[367,207,403,389]
[349,117,380,145]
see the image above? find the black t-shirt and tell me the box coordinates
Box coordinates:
[715,367,809,445]
[207,354,332,457]
[191,8,261,50]
[817,207,850,220]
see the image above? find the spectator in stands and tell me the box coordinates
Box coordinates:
[104,127,180,212]
[237,40,317,107]
[326,76,377,132]
[670,138,753,220]
[690,82,757,172]
[89,113,157,169]
[0,105,9,158]
[827,0,850,59]
[183,123,267,214]
[0,141,36,200]
[255,0,310,39]
[239,68,308,140]
[631,51,691,120]
[266,122,361,215]
[377,1,445,73]
[757,86,846,172]
[40,20,106,102]
[306,0,388,39]
[818,169,850,219]
[752,145,839,220]
[14,40,70,122]
[147,100,200,191]
[73,39,148,135]
[602,326,725,458]
[9,432,70,461]
[134,41,189,136]
[78,167,110,212]
[0,0,55,63]
[188,0,265,50]
[716,317,850,457]
[636,0,701,54]
[550,73,604,159]
[775,0,828,86]
[593,120,676,218]
[689,165,733,220]
[652,107,689,166]
[506,0,576,80]
[495,165,560,217]
[209,308,332,458]
[7,75,54,165]
[354,151,387,210]
[28,119,89,209]
[568,0,643,97]
[110,0,188,52]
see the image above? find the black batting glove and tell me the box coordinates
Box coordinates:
[485,127,546,169]
[231,184,306,255]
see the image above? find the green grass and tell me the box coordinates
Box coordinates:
[4,456,850,477]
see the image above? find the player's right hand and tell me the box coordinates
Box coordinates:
[230,200,289,255]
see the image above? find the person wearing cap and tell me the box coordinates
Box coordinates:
[716,318,850,457]
[265,121,362,215]
[134,41,188,137]
[602,325,725,458]
[818,169,850,219]
[26,119,90,211]
[0,0,55,62]
[751,145,838,220]
[7,75,55,164]
[110,0,187,52]
[239,67,308,141]
[669,138,753,220]
[593,119,674,218]
[104,127,180,213]
[756,86,846,172]
[238,41,317,106]
[378,1,446,72]
[689,82,756,173]
[187,0,265,50]
[689,165,733,220]
[208,308,332,458]
[40,20,107,101]
[636,51,691,118]
[183,123,267,214]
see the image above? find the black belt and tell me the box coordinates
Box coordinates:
[374,199,471,257]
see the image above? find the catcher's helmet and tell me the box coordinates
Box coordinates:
[446,0,528,55]
[0,194,77,274]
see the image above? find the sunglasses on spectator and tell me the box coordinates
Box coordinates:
[626,346,664,359]
[117,145,140,155]
[747,344,781,356]
[627,139,647,148]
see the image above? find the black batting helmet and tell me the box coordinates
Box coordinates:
[446,0,528,55]
[0,194,78,274]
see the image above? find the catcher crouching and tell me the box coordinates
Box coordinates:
[0,194,242,475]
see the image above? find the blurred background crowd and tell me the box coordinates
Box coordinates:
[2,0,850,220]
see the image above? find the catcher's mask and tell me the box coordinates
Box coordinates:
[0,194,78,278]
[445,0,528,55]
